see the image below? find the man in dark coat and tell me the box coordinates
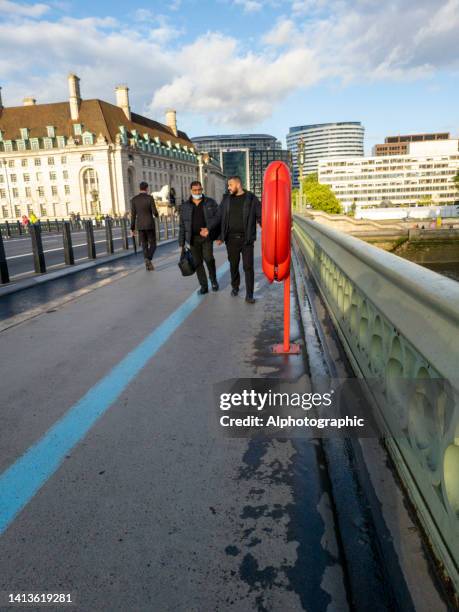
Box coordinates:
[130,181,159,271]
[178,180,219,294]
[204,176,261,303]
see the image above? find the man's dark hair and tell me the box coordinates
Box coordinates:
[190,180,202,189]
[228,176,242,184]
[139,181,148,191]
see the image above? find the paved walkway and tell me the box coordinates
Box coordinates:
[0,242,348,611]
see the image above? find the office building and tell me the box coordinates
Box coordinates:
[191,133,290,198]
[318,139,459,211]
[373,133,450,156]
[287,122,365,187]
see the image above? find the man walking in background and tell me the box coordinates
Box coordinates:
[204,176,261,303]
[131,181,159,271]
[179,180,219,294]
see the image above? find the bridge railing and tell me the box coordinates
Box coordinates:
[293,213,459,591]
[0,215,179,285]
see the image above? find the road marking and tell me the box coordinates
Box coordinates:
[6,238,124,259]
[0,260,229,535]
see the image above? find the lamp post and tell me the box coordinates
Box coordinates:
[297,137,305,211]
[1,158,13,219]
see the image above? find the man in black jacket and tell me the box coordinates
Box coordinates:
[204,176,261,303]
[179,181,219,294]
[131,181,159,271]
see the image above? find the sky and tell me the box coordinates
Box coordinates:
[0,0,459,152]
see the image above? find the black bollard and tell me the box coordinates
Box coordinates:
[0,230,9,284]
[17,220,22,236]
[155,216,161,242]
[85,220,96,259]
[47,219,51,233]
[105,217,114,254]
[171,214,176,237]
[62,221,74,265]
[121,217,129,250]
[29,224,46,274]
[5,221,11,239]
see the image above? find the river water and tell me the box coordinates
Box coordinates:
[422,262,459,282]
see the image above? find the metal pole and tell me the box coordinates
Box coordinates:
[165,216,169,240]
[283,275,290,353]
[85,220,96,259]
[105,217,114,254]
[121,217,129,250]
[0,230,9,284]
[155,216,160,243]
[29,223,46,274]
[62,221,74,265]
[17,220,22,236]
[5,220,11,239]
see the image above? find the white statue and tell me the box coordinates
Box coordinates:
[152,184,170,203]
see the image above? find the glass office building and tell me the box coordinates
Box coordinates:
[287,122,365,187]
[191,134,291,198]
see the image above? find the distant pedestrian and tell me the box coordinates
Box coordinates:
[21,214,29,228]
[206,176,261,304]
[130,181,159,271]
[178,180,219,294]
[29,212,38,225]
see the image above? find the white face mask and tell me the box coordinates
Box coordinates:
[192,193,203,200]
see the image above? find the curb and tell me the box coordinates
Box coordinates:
[0,237,178,298]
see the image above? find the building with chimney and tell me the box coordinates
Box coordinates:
[0,75,225,219]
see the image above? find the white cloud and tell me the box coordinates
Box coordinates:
[0,0,49,17]
[234,0,263,12]
[1,0,459,128]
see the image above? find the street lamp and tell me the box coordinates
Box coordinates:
[1,158,13,219]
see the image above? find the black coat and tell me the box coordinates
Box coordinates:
[210,191,261,244]
[178,196,219,246]
[130,193,159,231]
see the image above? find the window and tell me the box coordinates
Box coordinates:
[31,139,40,151]
[64,185,70,195]
[61,156,67,164]
[34,158,41,166]
[10,174,17,183]
[8,160,14,168]
[57,136,66,148]
[82,132,94,145]
[46,126,55,138]
[51,186,58,196]
[23,174,30,182]
[38,186,45,197]
[63,170,68,179]
[47,157,55,165]
[15,205,22,217]
[43,138,53,149]
[73,124,82,136]
[0,189,6,198]
[25,187,31,197]
[12,188,19,198]
[20,128,29,140]
[40,204,47,216]
[49,172,57,181]
[81,154,93,162]
[21,159,28,167]
[2,206,8,218]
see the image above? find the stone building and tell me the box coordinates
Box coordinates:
[0,74,225,219]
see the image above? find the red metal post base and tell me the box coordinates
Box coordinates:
[270,275,301,355]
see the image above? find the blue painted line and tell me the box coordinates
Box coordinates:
[0,261,229,535]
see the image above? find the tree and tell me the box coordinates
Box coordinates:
[416,195,433,207]
[300,173,342,214]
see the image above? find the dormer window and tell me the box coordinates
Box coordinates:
[30,138,40,150]
[73,124,83,136]
[20,128,29,140]
[82,132,94,145]
[46,126,55,138]
[43,137,53,149]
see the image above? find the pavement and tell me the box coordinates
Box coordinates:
[0,241,351,612]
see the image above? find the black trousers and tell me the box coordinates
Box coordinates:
[226,235,254,298]
[138,229,156,261]
[190,235,217,289]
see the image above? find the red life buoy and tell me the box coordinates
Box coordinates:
[261,161,292,282]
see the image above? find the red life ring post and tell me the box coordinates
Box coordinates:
[261,161,301,355]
